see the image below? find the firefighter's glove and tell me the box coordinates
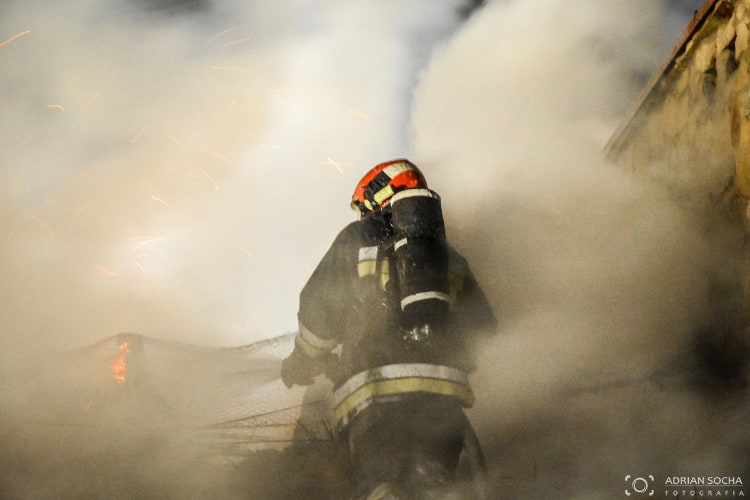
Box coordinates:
[281,348,318,388]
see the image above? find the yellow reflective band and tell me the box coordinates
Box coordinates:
[373,184,395,206]
[296,334,329,358]
[297,323,338,357]
[358,260,376,277]
[379,257,390,291]
[364,199,373,211]
[333,377,475,426]
[332,363,474,427]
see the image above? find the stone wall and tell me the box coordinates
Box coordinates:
[608,0,748,202]
[606,0,749,382]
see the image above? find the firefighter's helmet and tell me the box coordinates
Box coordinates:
[351,159,428,214]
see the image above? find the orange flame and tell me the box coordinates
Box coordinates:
[109,341,131,384]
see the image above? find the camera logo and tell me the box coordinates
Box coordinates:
[625,475,655,496]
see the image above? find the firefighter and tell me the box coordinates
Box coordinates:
[281,159,498,499]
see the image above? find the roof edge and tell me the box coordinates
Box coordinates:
[603,0,724,160]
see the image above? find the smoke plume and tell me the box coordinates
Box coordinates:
[0,0,470,352]
[0,1,471,498]
[2,0,746,498]
[409,0,748,496]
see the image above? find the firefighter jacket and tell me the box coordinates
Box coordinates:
[292,204,497,429]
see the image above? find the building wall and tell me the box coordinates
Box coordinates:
[606,0,749,380]
[608,1,743,200]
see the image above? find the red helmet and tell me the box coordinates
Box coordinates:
[351,159,428,213]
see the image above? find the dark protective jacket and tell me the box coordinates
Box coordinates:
[293,203,498,430]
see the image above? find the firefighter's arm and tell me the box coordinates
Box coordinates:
[281,224,352,388]
[444,249,499,372]
[281,324,339,388]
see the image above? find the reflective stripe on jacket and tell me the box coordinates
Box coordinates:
[333,363,474,428]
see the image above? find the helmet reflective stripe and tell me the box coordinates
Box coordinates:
[390,187,439,205]
[400,291,452,310]
[383,161,414,178]
[351,159,428,213]
[372,184,396,206]
[332,363,474,428]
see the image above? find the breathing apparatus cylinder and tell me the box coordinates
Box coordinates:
[390,188,451,333]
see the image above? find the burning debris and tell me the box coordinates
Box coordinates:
[109,339,131,384]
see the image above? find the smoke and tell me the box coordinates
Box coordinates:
[412,0,702,384]
[2,0,746,497]
[409,0,748,495]
[0,1,472,498]
[0,0,470,352]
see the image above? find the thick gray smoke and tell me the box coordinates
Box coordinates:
[413,0,699,386]
[0,1,471,498]
[0,0,469,353]
[409,0,748,496]
[3,0,745,498]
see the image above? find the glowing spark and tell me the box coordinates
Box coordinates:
[97,265,120,277]
[26,214,54,235]
[224,37,251,47]
[0,30,30,47]
[207,26,238,42]
[349,109,371,120]
[130,258,146,273]
[168,135,185,149]
[202,147,230,163]
[211,65,251,73]
[319,157,349,174]
[200,168,219,191]
[131,125,149,144]
[328,158,344,174]
[129,235,166,249]
[46,104,65,111]
[150,195,169,207]
[76,201,91,217]
[239,247,256,259]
